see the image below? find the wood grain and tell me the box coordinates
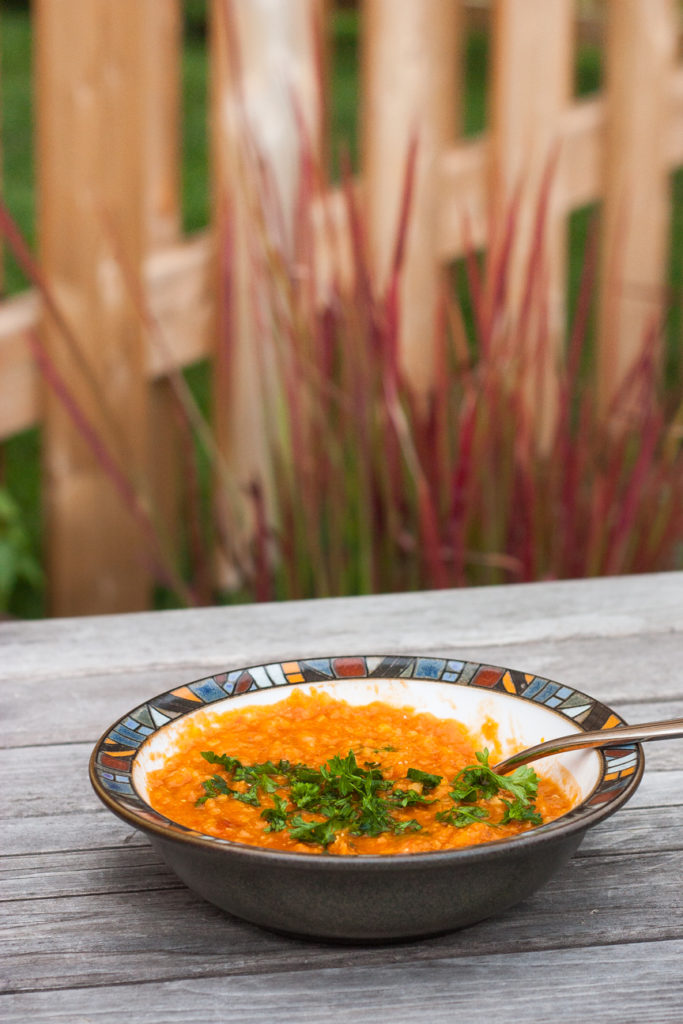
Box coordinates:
[2,634,682,750]
[209,0,325,573]
[35,0,152,614]
[488,0,573,450]
[141,0,186,566]
[2,844,682,991]
[3,940,682,1024]
[1,575,681,1019]
[362,0,460,398]
[598,0,677,412]
[4,54,683,442]
[1,572,680,683]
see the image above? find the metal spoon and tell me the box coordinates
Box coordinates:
[493,717,683,775]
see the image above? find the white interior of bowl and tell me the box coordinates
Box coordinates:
[133,678,601,809]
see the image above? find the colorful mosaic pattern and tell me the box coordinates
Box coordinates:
[92,655,643,836]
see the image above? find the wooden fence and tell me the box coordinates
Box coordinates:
[0,0,681,616]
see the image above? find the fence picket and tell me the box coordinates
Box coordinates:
[141,1,186,568]
[210,0,324,581]
[598,0,676,413]
[35,0,152,615]
[489,0,574,451]
[361,0,460,404]
[0,1,679,613]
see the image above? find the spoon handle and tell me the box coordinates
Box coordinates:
[493,718,683,775]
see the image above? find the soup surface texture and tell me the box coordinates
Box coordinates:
[145,690,575,854]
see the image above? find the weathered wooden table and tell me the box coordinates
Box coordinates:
[2,572,682,1022]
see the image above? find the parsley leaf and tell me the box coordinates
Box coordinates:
[288,815,341,848]
[392,818,422,834]
[406,767,442,791]
[449,749,539,804]
[436,805,490,828]
[195,773,232,805]
[441,749,542,830]
[389,788,436,807]
[499,797,543,826]
[261,794,290,832]
[289,780,322,809]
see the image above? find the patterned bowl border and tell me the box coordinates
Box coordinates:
[91,654,644,845]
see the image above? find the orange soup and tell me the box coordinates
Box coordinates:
[145,690,574,855]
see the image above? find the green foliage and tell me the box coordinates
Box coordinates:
[0,5,35,295]
[184,0,208,41]
[181,10,210,233]
[0,488,42,613]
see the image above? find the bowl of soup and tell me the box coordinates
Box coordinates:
[89,654,644,941]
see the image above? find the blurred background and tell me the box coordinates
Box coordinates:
[0,0,681,619]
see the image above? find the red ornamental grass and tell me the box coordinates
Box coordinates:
[0,111,681,608]
[240,133,682,598]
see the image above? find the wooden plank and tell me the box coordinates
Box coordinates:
[1,665,206,748]
[209,0,325,577]
[361,0,460,402]
[0,847,179,903]
[2,745,119,824]
[0,291,41,437]
[144,235,214,377]
[0,571,680,684]
[3,940,683,1023]
[141,0,187,565]
[4,54,683,444]
[0,235,214,441]
[488,0,574,452]
[35,0,151,614]
[2,857,682,994]
[140,1,182,253]
[579,803,683,856]
[598,0,677,413]
[3,940,683,1022]
[3,810,143,858]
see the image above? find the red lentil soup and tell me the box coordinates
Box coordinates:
[145,690,575,855]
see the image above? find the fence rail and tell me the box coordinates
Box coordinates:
[0,0,681,615]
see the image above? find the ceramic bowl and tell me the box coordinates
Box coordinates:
[89,655,644,941]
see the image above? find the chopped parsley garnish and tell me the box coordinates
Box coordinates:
[499,798,543,826]
[194,746,543,849]
[406,767,442,791]
[448,748,539,805]
[261,794,291,832]
[439,748,542,829]
[436,804,491,828]
[196,753,286,806]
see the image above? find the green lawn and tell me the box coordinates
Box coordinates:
[0,5,680,616]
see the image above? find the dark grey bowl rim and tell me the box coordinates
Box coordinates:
[89,653,645,868]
